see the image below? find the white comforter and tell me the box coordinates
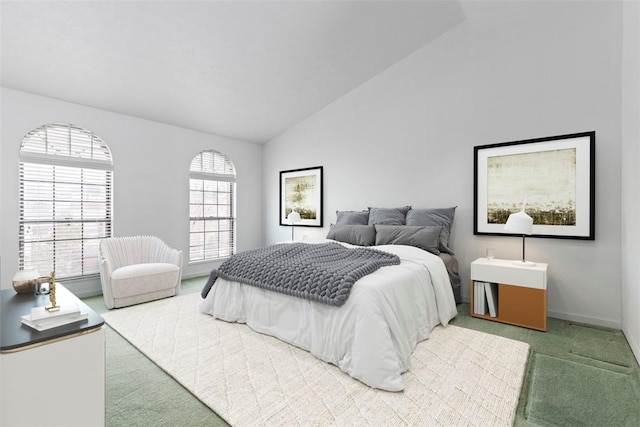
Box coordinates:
[200,241,458,391]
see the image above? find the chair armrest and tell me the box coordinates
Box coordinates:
[100,257,113,280]
[99,257,116,309]
[167,248,182,267]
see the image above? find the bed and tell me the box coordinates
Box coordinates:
[200,207,459,391]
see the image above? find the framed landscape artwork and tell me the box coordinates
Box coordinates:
[280,166,323,227]
[474,131,595,240]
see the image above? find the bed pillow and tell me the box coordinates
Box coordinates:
[326,225,376,246]
[406,207,456,254]
[367,206,411,225]
[335,210,369,225]
[374,225,442,255]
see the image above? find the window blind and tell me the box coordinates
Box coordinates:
[19,123,113,279]
[189,150,236,262]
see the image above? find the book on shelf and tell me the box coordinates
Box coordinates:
[474,281,488,315]
[474,281,479,313]
[21,301,88,331]
[485,282,498,317]
[474,281,479,314]
[479,282,487,315]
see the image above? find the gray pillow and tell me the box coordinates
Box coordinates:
[368,206,411,225]
[406,207,456,254]
[374,225,442,255]
[335,210,369,225]
[326,225,376,246]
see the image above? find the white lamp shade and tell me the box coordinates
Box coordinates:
[504,210,533,235]
[287,211,301,224]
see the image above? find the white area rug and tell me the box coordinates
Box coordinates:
[103,292,530,426]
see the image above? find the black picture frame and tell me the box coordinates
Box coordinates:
[474,131,595,240]
[279,166,323,227]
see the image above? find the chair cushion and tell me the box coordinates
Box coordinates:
[111,263,180,299]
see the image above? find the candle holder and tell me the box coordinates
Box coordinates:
[12,270,51,294]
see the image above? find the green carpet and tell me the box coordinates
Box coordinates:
[525,353,640,427]
[570,325,635,369]
[85,278,229,427]
[105,327,226,427]
[84,279,640,427]
[451,306,640,427]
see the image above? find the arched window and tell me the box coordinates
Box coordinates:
[19,123,113,279]
[189,150,236,262]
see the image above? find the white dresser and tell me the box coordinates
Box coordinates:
[0,284,105,426]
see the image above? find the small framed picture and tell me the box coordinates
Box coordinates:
[279,166,323,227]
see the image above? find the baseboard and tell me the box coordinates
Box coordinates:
[546,309,621,330]
[462,293,622,330]
[622,328,640,366]
[181,272,209,280]
[64,281,103,299]
[60,276,102,299]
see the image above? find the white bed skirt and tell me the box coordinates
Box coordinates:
[200,243,458,391]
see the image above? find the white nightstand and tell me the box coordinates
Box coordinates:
[470,257,548,331]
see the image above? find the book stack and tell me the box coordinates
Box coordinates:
[473,281,498,317]
[21,302,88,331]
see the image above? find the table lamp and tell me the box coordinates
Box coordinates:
[504,200,536,267]
[287,211,301,241]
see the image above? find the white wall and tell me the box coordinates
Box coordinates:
[264,1,623,328]
[621,0,640,363]
[0,88,263,297]
[0,89,3,282]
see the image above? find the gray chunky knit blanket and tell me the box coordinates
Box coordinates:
[201,242,400,306]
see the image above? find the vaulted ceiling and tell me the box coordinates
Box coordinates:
[1,1,465,143]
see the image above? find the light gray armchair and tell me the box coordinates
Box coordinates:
[99,235,183,309]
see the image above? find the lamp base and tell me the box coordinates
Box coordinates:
[512,260,537,267]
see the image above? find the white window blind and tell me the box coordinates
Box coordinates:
[189,150,236,262]
[19,123,113,279]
